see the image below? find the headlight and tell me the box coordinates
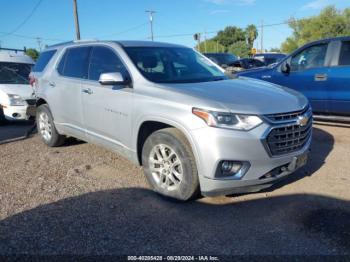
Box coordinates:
[8,94,27,106]
[192,108,263,131]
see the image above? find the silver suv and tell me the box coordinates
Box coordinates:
[32,40,312,200]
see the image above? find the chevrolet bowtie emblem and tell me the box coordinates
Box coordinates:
[297,114,309,127]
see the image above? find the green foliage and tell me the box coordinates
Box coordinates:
[281,37,299,53]
[197,40,225,53]
[227,41,251,57]
[25,48,39,60]
[245,24,258,48]
[214,26,246,47]
[197,25,258,57]
[281,6,350,53]
[269,47,281,52]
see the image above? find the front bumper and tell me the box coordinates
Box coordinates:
[190,122,311,196]
[3,105,31,121]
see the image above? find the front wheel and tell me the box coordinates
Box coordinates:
[142,128,199,201]
[36,104,66,147]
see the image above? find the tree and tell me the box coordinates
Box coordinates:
[197,40,225,53]
[214,26,246,47]
[281,6,350,53]
[25,48,39,60]
[228,41,251,58]
[245,24,258,48]
[269,47,281,52]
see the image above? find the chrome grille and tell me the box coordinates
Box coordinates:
[265,106,309,123]
[264,107,312,156]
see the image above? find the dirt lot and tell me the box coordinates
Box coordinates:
[0,121,349,255]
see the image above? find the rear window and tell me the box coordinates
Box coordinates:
[0,62,32,84]
[339,41,350,66]
[57,47,91,79]
[32,50,56,72]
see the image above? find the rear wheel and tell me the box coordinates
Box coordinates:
[142,128,199,201]
[0,106,6,125]
[36,104,66,147]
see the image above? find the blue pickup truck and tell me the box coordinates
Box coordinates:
[235,36,350,121]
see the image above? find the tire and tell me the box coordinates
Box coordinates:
[0,107,6,125]
[36,104,66,147]
[142,128,200,201]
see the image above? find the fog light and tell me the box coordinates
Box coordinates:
[221,161,242,176]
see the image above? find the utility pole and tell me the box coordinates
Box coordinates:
[260,20,264,53]
[146,10,156,41]
[36,37,42,51]
[73,0,81,40]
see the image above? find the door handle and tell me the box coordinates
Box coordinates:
[82,88,93,95]
[314,74,328,81]
[49,82,56,87]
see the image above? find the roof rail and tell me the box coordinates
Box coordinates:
[0,47,27,53]
[73,39,98,43]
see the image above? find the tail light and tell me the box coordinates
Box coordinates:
[29,75,36,87]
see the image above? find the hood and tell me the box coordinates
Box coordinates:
[234,66,273,77]
[160,78,308,115]
[0,84,35,99]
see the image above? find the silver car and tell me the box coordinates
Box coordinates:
[32,40,312,201]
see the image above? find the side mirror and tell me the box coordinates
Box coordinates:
[99,72,130,85]
[281,62,291,74]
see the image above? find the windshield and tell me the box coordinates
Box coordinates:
[0,62,32,84]
[208,53,237,65]
[124,47,227,83]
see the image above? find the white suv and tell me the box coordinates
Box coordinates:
[0,48,35,123]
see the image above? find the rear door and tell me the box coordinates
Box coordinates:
[327,40,350,115]
[271,42,330,113]
[50,46,91,138]
[81,45,133,151]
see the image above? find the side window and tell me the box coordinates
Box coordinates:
[57,51,67,75]
[58,46,91,79]
[339,41,350,66]
[32,50,56,72]
[290,44,328,71]
[88,46,128,81]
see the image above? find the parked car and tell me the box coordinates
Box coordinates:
[32,40,311,201]
[254,53,286,66]
[0,48,35,123]
[203,52,238,68]
[236,37,350,120]
[226,58,266,73]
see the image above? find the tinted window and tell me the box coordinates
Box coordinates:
[0,62,32,84]
[339,41,350,66]
[125,47,227,83]
[59,46,91,79]
[88,46,128,81]
[290,44,328,71]
[32,50,56,72]
[57,51,67,75]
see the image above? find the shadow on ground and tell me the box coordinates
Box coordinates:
[0,190,349,255]
[0,121,36,144]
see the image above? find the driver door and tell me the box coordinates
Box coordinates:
[272,43,330,113]
[81,45,133,151]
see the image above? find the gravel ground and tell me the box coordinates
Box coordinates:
[0,122,349,255]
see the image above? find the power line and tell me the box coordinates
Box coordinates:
[0,0,43,38]
[0,31,66,42]
[99,22,148,38]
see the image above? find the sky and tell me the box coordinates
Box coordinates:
[0,0,349,52]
